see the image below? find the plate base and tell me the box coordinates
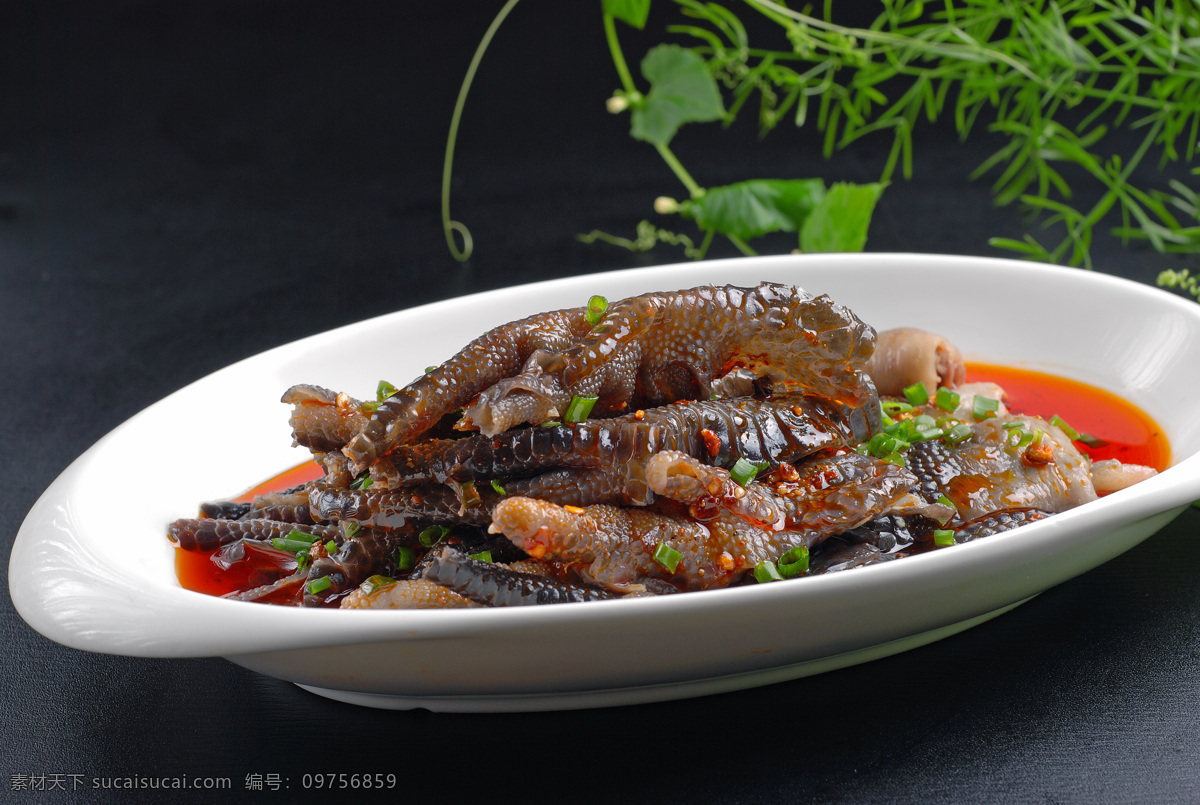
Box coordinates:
[297,597,1034,712]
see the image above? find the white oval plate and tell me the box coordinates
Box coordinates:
[10,254,1200,712]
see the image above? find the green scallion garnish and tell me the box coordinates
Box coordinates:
[972,395,1000,420]
[306,576,333,595]
[376,380,398,401]
[935,387,961,413]
[936,495,955,509]
[882,400,914,415]
[585,294,609,326]
[424,366,437,374]
[271,537,313,553]
[564,394,599,423]
[419,524,450,547]
[394,546,417,570]
[344,522,361,540]
[753,560,784,583]
[1049,414,1082,441]
[903,382,930,406]
[469,550,493,563]
[652,542,683,573]
[943,422,973,446]
[491,479,506,495]
[324,540,338,555]
[777,545,810,578]
[933,529,956,548]
[362,575,395,594]
[286,529,320,543]
[541,420,562,428]
[350,474,373,490]
[730,458,769,487]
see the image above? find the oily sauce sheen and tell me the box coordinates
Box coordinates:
[174,366,1170,598]
[965,363,1170,471]
[173,461,324,598]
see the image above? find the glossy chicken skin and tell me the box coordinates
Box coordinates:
[340,283,878,471]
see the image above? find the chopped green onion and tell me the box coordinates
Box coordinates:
[753,560,783,583]
[585,294,609,325]
[866,433,909,458]
[1005,427,1037,449]
[350,474,373,490]
[286,529,320,543]
[362,575,395,594]
[564,394,599,423]
[468,550,493,563]
[936,495,956,509]
[882,400,914,415]
[1002,420,1025,429]
[296,551,310,571]
[360,400,379,413]
[1005,427,1028,448]
[344,522,361,539]
[419,524,450,547]
[972,395,1000,420]
[730,458,768,487]
[324,540,339,555]
[394,546,417,570]
[541,420,562,428]
[934,387,961,412]
[376,380,398,401]
[777,545,809,578]
[306,576,333,595]
[271,537,317,553]
[943,422,973,446]
[933,529,956,548]
[1049,414,1082,441]
[652,542,683,573]
[903,382,930,406]
[1077,432,1106,447]
[491,479,507,495]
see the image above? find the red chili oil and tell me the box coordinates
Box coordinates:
[173,461,324,598]
[174,367,1171,598]
[965,363,1170,471]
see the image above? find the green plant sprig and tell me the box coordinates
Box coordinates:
[667,0,1200,270]
[441,0,1199,287]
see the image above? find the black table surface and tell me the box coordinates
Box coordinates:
[4,3,1198,802]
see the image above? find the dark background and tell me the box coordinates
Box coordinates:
[3,2,1198,802]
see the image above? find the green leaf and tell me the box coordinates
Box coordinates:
[799,182,885,253]
[603,0,651,30]
[630,45,725,146]
[680,179,826,240]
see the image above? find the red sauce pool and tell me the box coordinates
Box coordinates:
[173,461,324,598]
[965,363,1170,471]
[174,366,1171,598]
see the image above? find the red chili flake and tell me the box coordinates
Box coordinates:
[700,428,721,457]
